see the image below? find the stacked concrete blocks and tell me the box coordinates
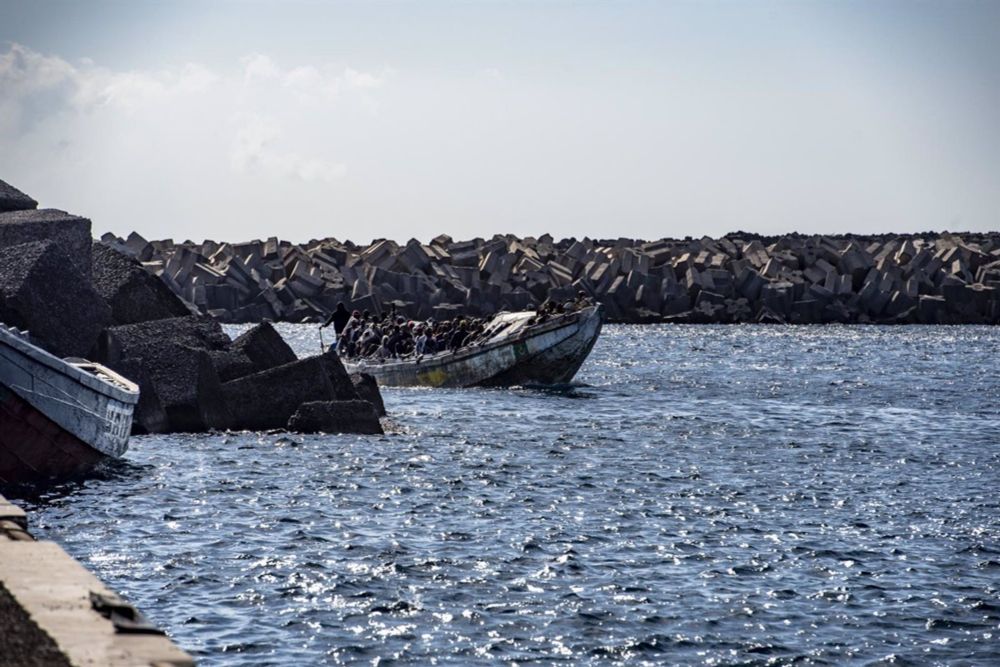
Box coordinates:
[113,230,1000,325]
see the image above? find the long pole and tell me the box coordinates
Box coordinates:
[319,327,326,354]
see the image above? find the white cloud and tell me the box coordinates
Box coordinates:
[0,43,381,186]
[72,62,219,112]
[0,43,220,118]
[231,113,346,183]
[0,43,74,93]
[241,53,282,83]
[240,52,386,100]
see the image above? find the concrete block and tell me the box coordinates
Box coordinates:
[223,356,336,430]
[606,275,634,308]
[661,293,691,316]
[231,321,297,373]
[860,280,892,315]
[0,179,38,212]
[708,253,728,269]
[350,372,385,416]
[0,209,94,278]
[761,257,784,280]
[0,240,111,358]
[724,297,753,322]
[91,242,191,325]
[635,283,662,312]
[705,269,734,297]
[741,240,770,269]
[917,294,947,323]
[139,344,232,432]
[789,299,822,323]
[123,231,154,261]
[884,290,916,317]
[360,239,399,269]
[96,315,231,365]
[760,282,794,316]
[735,267,765,301]
[808,283,834,302]
[838,242,874,288]
[803,265,827,284]
[287,400,383,434]
[451,249,480,269]
[209,349,259,383]
[694,290,726,309]
[112,358,169,434]
[718,237,739,257]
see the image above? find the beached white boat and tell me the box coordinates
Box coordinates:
[0,324,139,483]
[344,305,602,388]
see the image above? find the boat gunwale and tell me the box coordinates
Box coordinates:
[345,306,599,376]
[0,326,139,405]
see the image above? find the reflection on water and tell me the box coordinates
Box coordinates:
[7,324,1000,666]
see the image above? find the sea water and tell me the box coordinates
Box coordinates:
[9,324,1000,665]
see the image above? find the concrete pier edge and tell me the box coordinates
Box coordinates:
[0,492,194,667]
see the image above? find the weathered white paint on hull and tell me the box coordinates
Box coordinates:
[0,325,138,459]
[345,306,603,388]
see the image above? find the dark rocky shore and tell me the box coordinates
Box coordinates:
[107,229,1000,325]
[0,179,384,436]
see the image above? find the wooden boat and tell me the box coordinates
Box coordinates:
[345,305,602,388]
[0,324,139,484]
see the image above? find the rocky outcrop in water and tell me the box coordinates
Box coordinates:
[111,230,1000,325]
[0,177,386,436]
[287,400,383,435]
[220,351,380,433]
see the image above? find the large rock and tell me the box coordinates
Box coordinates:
[320,349,362,400]
[94,315,231,366]
[0,240,111,358]
[287,400,383,435]
[230,321,297,372]
[135,344,232,432]
[0,179,38,212]
[350,372,386,416]
[91,241,191,325]
[93,316,233,432]
[112,358,169,434]
[208,349,259,383]
[222,356,337,431]
[0,209,93,278]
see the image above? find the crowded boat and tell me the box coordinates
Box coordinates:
[324,295,595,362]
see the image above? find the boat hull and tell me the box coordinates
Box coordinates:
[346,306,602,388]
[0,326,139,484]
[0,386,105,483]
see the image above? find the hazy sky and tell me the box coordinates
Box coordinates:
[1,1,997,243]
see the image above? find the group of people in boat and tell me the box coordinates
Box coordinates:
[321,295,593,362]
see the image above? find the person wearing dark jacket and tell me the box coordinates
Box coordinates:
[322,302,352,334]
[448,321,469,351]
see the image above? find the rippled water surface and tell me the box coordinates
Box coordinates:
[8,325,1000,665]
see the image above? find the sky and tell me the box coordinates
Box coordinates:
[0,0,998,243]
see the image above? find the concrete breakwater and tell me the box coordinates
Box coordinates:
[108,230,1000,325]
[0,493,193,666]
[0,178,385,440]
